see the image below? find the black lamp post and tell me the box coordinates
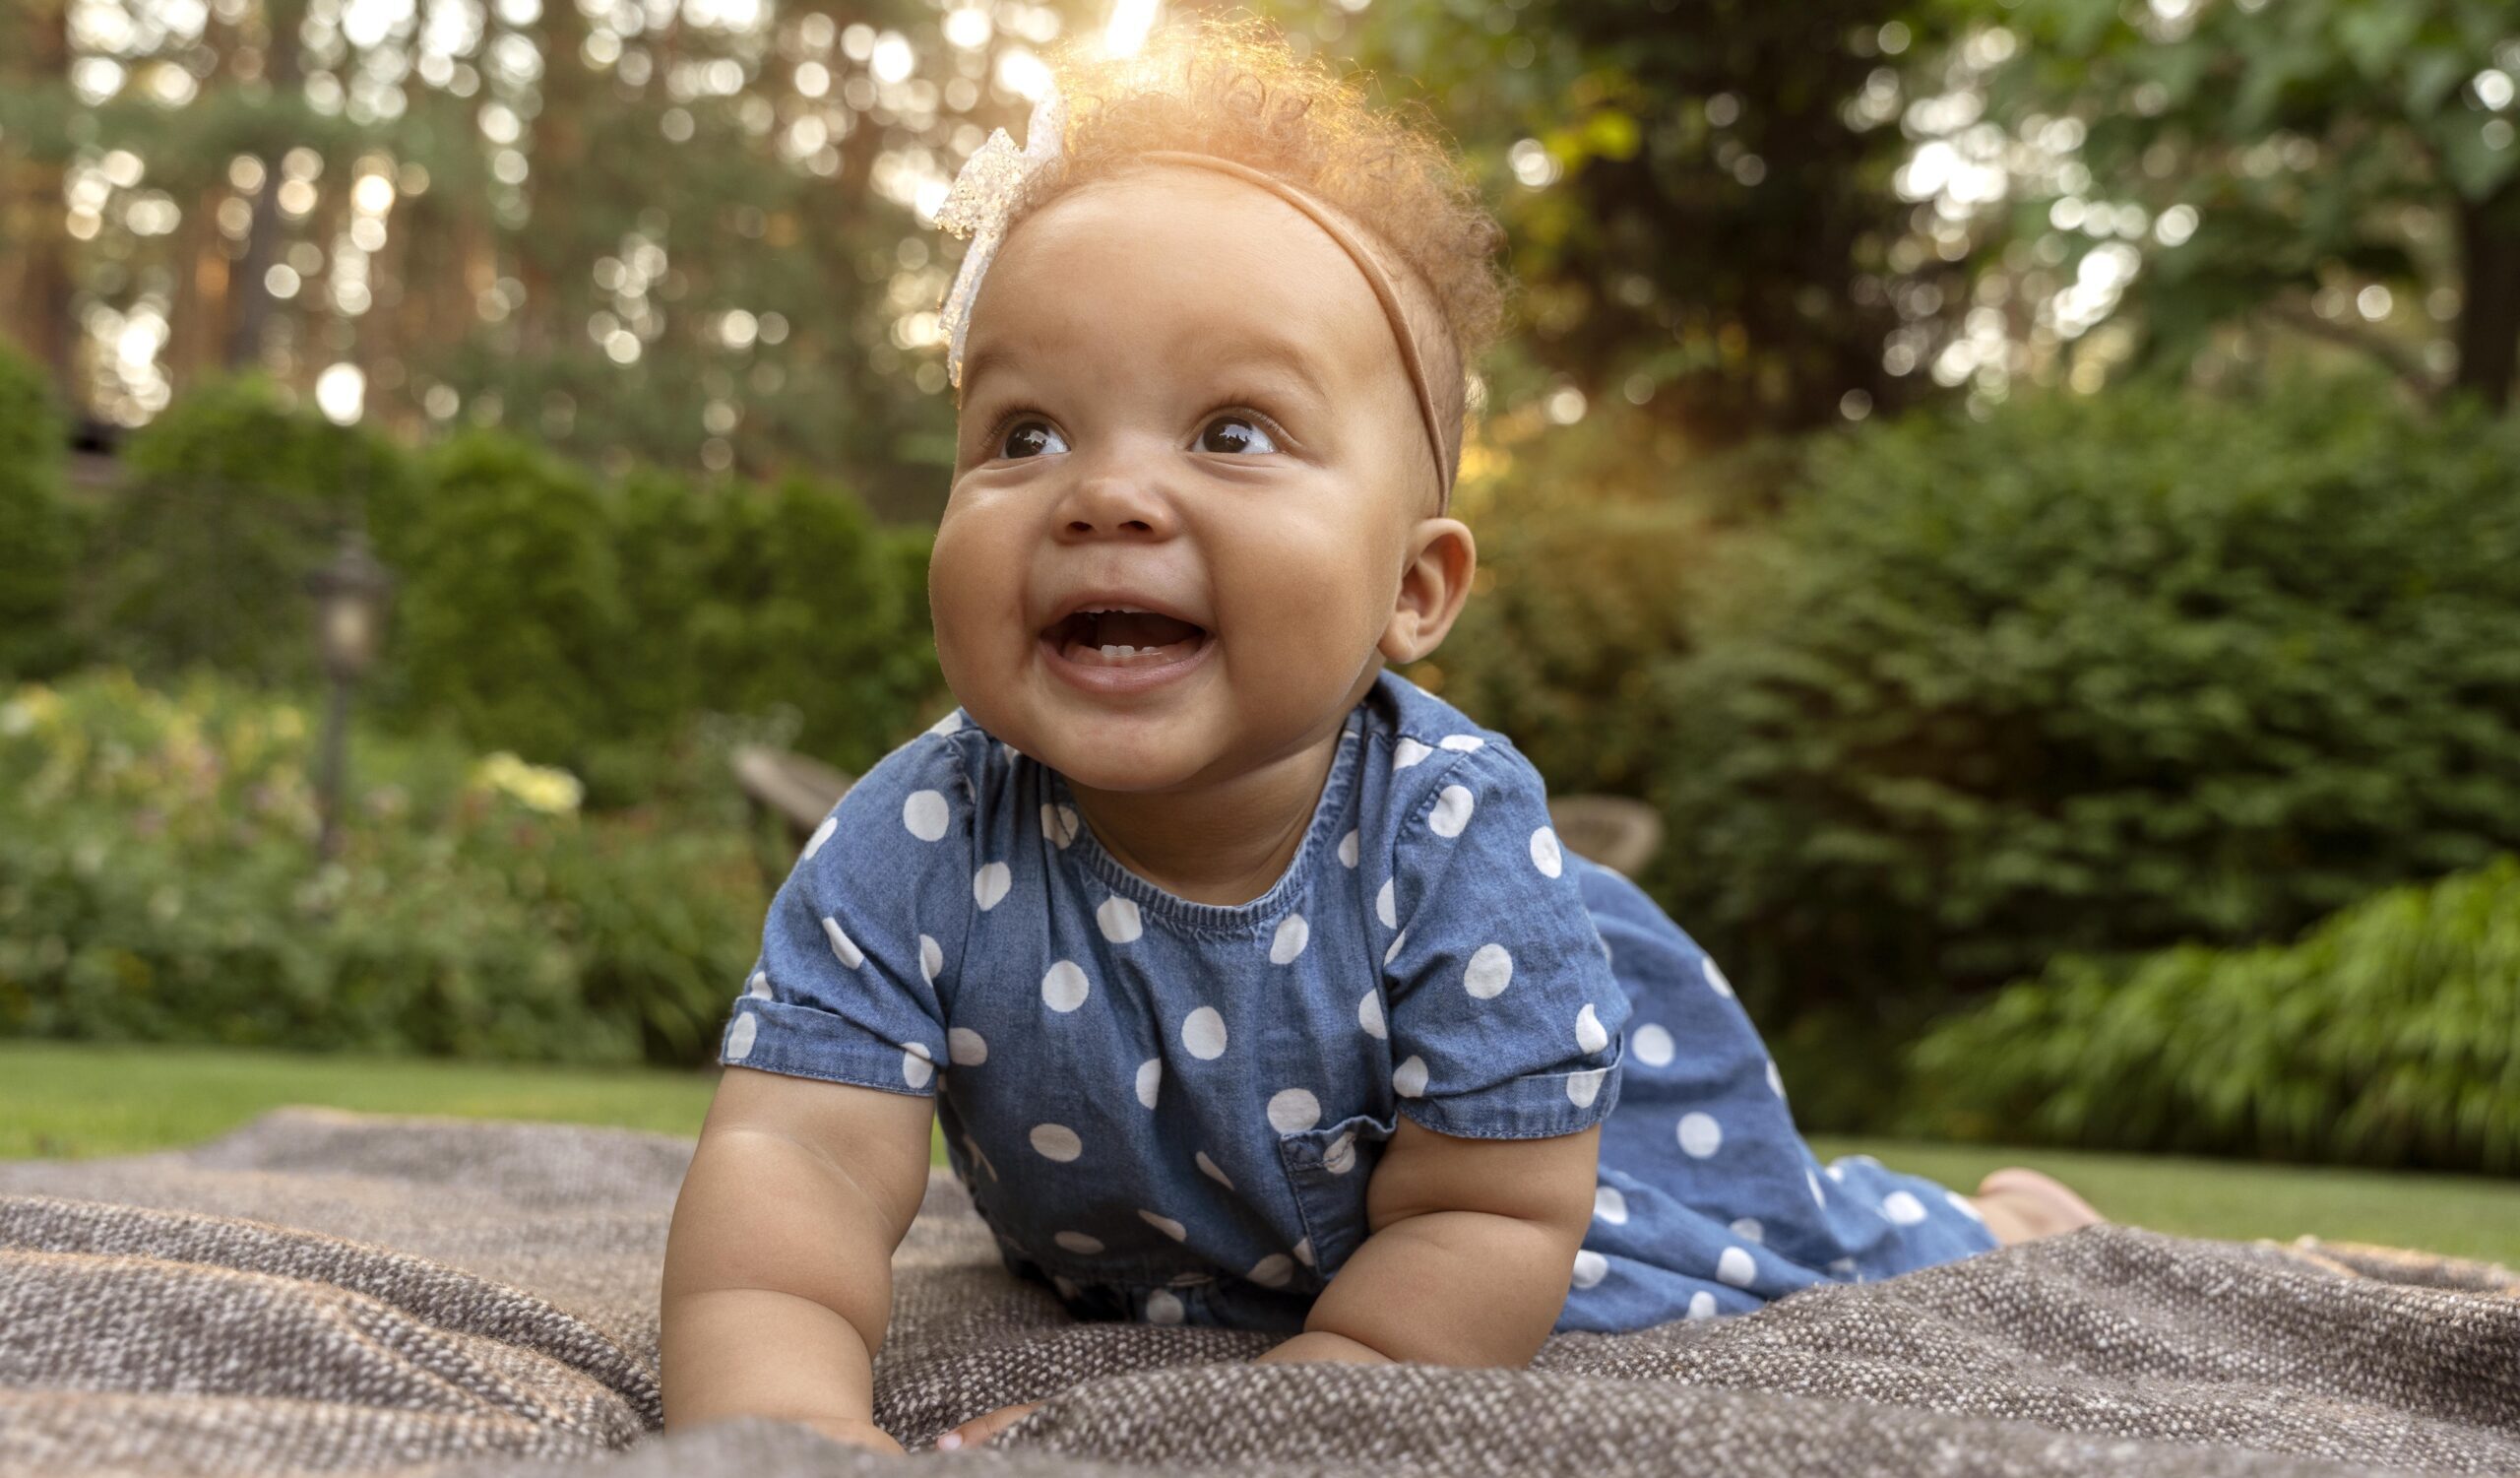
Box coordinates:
[305,529,394,864]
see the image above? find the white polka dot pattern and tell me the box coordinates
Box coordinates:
[1097,895,1142,943]
[1181,1006,1228,1060]
[902,789,949,841]
[1041,960,1090,1012]
[1267,1088,1321,1134]
[1269,914,1309,964]
[821,917,864,969]
[1575,1003,1608,1054]
[1428,784,1475,838]
[1464,943,1514,998]
[1030,1124,1082,1162]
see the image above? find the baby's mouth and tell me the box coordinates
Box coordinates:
[1042,609,1212,668]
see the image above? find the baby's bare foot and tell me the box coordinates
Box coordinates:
[1969,1167,2104,1247]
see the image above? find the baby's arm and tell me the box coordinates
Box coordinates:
[1257,1118,1600,1367]
[660,1063,935,1451]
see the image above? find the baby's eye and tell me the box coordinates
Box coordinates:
[1198,415,1279,455]
[1001,419,1069,459]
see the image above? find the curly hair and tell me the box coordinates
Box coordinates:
[1008,13,1509,487]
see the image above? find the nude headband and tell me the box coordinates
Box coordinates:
[934,89,1457,510]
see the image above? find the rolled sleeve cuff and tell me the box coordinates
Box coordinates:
[1396,1037,1623,1141]
[717,998,941,1098]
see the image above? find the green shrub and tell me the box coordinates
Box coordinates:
[721,471,942,775]
[0,337,79,678]
[364,436,942,803]
[75,371,944,809]
[0,669,761,1066]
[1906,857,2520,1173]
[375,430,630,781]
[1639,376,2520,1065]
[1415,495,1713,797]
[89,374,412,687]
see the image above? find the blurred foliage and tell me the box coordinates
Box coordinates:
[0,0,996,509]
[0,668,764,1066]
[1279,0,1934,441]
[1934,0,2520,406]
[1410,395,1788,794]
[0,334,81,679]
[1636,374,2520,1019]
[1908,855,2520,1174]
[377,430,630,774]
[87,372,415,688]
[66,375,945,807]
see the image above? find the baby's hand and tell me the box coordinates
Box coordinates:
[930,1401,1042,1452]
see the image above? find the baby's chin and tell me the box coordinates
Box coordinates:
[962,686,1232,796]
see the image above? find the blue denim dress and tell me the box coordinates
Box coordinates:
[719,671,1996,1334]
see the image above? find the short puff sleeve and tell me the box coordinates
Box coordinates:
[1379,740,1629,1139]
[718,723,976,1096]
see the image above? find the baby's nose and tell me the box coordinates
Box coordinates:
[1054,473,1177,540]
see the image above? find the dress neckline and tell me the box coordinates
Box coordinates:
[1045,713,1366,940]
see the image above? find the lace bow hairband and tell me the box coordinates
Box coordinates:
[933,85,1457,509]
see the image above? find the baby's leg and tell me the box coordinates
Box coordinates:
[1571,855,2102,1299]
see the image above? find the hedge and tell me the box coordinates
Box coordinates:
[1638,376,2520,1046]
[0,336,80,679]
[1906,856,2520,1173]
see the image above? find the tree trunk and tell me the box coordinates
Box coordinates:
[7,2,79,410]
[2455,181,2520,411]
[225,0,307,371]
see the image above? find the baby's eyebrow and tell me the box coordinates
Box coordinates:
[1199,336,1336,411]
[959,331,1338,412]
[959,340,1027,396]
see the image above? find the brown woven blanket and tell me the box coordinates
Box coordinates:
[3,1107,2515,1477]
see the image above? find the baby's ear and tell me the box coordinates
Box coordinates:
[1378,517,1476,665]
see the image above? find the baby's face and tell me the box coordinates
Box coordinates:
[929,166,1442,795]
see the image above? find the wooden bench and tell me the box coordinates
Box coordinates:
[734,744,1662,884]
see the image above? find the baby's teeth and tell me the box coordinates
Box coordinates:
[1100,645,1138,659]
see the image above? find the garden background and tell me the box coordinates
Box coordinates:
[3,0,2518,1255]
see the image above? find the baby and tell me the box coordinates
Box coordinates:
[660,16,2099,1456]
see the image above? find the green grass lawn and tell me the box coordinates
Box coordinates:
[7,1041,2515,1268]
